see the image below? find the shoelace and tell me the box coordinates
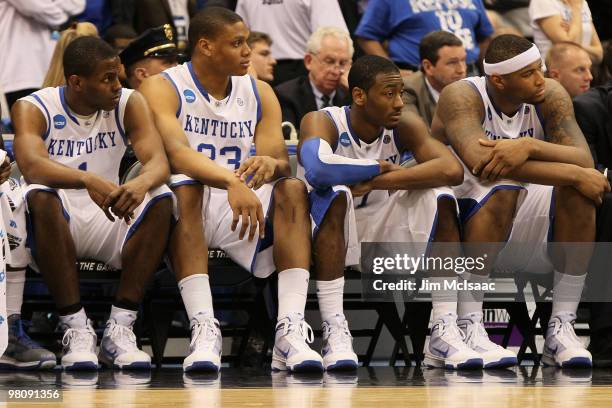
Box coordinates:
[462,320,492,348]
[190,318,219,350]
[325,321,352,352]
[107,323,139,351]
[436,320,466,344]
[550,319,583,348]
[62,327,95,352]
[279,318,315,347]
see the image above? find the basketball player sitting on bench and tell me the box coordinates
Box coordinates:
[11,36,173,371]
[432,34,610,368]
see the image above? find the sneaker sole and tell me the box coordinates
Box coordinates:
[291,360,324,373]
[0,359,56,371]
[325,359,358,371]
[184,361,220,373]
[424,354,483,370]
[484,357,518,369]
[542,353,592,368]
[114,362,151,370]
[64,361,98,371]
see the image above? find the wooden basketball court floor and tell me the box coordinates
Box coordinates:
[2,366,612,407]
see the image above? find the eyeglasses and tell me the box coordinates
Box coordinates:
[311,53,351,71]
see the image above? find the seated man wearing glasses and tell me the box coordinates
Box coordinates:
[274,27,352,138]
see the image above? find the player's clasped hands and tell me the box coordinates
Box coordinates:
[83,173,146,224]
[575,168,611,206]
[235,156,277,190]
[473,138,531,181]
[227,177,265,242]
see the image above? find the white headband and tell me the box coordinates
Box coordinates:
[483,44,541,75]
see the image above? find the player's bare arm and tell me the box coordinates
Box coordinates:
[140,74,264,240]
[103,91,171,221]
[474,79,594,178]
[365,111,463,190]
[235,80,291,190]
[297,111,392,191]
[12,100,118,221]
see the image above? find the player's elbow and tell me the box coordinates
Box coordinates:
[304,166,333,190]
[444,162,464,186]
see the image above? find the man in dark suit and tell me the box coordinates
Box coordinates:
[574,79,612,367]
[274,27,353,137]
[402,31,467,128]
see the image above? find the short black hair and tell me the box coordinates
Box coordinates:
[63,36,118,79]
[484,34,534,64]
[348,55,400,93]
[188,7,243,48]
[419,31,463,65]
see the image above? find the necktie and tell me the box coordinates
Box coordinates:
[320,94,332,109]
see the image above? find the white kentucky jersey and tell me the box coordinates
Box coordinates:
[463,76,545,141]
[161,62,261,171]
[20,87,131,184]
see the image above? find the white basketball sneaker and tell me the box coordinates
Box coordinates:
[424,313,483,369]
[272,313,323,372]
[99,319,151,369]
[183,311,222,372]
[458,312,518,368]
[321,314,358,371]
[60,321,98,370]
[542,312,592,368]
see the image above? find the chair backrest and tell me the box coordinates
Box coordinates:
[121,161,143,184]
[282,121,298,141]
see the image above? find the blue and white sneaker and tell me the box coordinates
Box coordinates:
[0,314,56,370]
[99,319,151,370]
[424,313,483,370]
[321,315,358,371]
[272,313,323,372]
[60,321,98,370]
[542,313,592,368]
[183,311,222,373]
[458,313,518,368]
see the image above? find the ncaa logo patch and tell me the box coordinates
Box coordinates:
[53,114,66,129]
[339,132,351,147]
[183,89,196,103]
[0,272,4,282]
[383,134,391,144]
[237,97,244,106]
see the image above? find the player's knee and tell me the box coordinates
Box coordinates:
[556,186,596,224]
[476,190,518,232]
[26,190,63,217]
[274,178,308,205]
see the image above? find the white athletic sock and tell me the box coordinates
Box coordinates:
[277,268,309,320]
[457,272,488,319]
[109,305,137,327]
[431,277,458,321]
[179,274,213,321]
[552,271,586,317]
[316,277,345,322]
[6,269,25,317]
[59,307,89,329]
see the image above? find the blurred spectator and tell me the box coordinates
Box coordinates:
[274,27,353,137]
[484,0,531,37]
[402,31,466,128]
[247,32,276,83]
[75,0,112,36]
[120,24,179,89]
[133,0,197,50]
[592,41,612,87]
[42,22,99,88]
[486,9,524,38]
[0,0,86,109]
[546,41,593,98]
[573,53,612,367]
[529,0,603,63]
[355,0,493,76]
[236,0,349,86]
[105,24,138,51]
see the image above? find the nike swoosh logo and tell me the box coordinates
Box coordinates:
[275,347,290,358]
[432,346,449,358]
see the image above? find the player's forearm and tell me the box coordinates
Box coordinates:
[505,161,581,187]
[169,145,237,189]
[271,159,292,180]
[19,157,87,189]
[526,138,594,168]
[369,158,463,190]
[136,153,170,190]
